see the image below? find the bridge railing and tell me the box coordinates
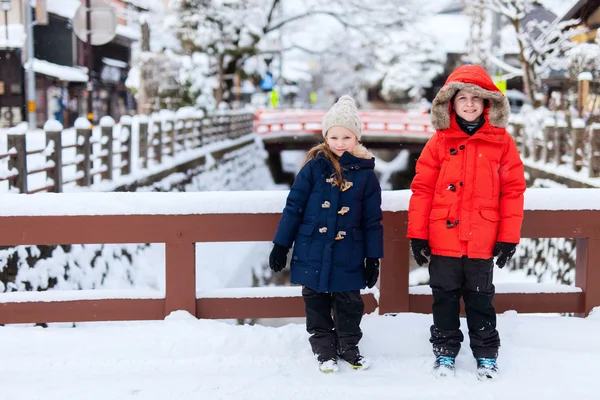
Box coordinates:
[0,110,254,194]
[0,189,598,324]
[254,109,435,137]
[509,117,600,178]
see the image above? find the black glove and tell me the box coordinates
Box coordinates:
[410,239,431,267]
[493,242,517,268]
[364,258,380,288]
[269,243,289,272]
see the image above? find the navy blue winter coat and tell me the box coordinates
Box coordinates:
[273,146,384,293]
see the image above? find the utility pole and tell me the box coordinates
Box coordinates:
[86,0,94,124]
[25,0,36,128]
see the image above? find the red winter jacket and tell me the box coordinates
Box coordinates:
[407,65,526,259]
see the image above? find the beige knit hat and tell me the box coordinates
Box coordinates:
[321,95,362,140]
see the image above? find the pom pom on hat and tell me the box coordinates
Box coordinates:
[321,95,362,140]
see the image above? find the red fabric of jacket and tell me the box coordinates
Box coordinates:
[407,65,526,259]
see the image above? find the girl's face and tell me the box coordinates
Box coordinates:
[453,90,484,122]
[326,126,358,157]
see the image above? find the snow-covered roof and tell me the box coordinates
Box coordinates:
[43,0,82,20]
[116,24,141,41]
[542,0,582,20]
[23,59,88,82]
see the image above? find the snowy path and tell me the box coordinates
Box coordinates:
[2,311,598,399]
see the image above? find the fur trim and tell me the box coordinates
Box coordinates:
[431,82,510,130]
[351,143,373,159]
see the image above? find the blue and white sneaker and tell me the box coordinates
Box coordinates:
[476,357,499,380]
[433,356,456,377]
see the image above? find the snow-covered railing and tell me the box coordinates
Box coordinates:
[0,109,254,193]
[254,109,435,137]
[509,117,600,179]
[0,189,599,324]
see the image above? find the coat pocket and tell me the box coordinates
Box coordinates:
[428,207,450,251]
[351,229,365,266]
[477,209,501,255]
[480,209,500,222]
[292,223,315,262]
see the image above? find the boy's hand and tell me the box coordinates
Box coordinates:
[364,258,380,288]
[493,242,517,268]
[410,239,431,266]
[269,244,289,272]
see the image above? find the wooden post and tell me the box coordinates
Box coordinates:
[168,118,176,157]
[119,115,133,176]
[228,114,237,139]
[543,126,554,163]
[44,120,64,193]
[154,120,163,164]
[379,212,411,314]
[6,133,28,193]
[138,116,149,169]
[75,117,92,187]
[589,128,600,178]
[572,127,585,172]
[195,116,203,148]
[100,116,115,181]
[165,240,197,317]
[554,126,567,165]
[575,238,600,316]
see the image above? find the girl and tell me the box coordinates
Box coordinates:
[407,65,526,380]
[269,95,384,373]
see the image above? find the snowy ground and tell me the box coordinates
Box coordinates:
[2,309,598,399]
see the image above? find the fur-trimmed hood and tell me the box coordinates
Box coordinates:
[351,143,373,160]
[431,65,510,130]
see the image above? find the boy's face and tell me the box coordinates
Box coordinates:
[326,126,358,157]
[453,90,484,122]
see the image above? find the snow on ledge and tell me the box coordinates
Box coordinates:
[197,286,378,298]
[1,189,600,217]
[0,289,164,303]
[409,283,582,295]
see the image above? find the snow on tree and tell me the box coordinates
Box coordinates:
[379,24,446,101]
[464,0,582,106]
[165,0,439,104]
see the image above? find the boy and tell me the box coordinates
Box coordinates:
[407,65,526,380]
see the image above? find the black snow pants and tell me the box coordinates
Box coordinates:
[428,255,500,359]
[302,286,364,361]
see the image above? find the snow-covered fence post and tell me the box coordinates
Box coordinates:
[554,126,568,165]
[138,116,149,169]
[153,120,163,164]
[44,120,63,193]
[543,125,554,163]
[589,127,600,178]
[202,116,213,145]
[227,114,236,139]
[572,126,585,172]
[166,117,176,157]
[6,133,28,193]
[100,116,115,181]
[194,115,203,148]
[511,123,527,157]
[119,115,133,176]
[75,117,92,187]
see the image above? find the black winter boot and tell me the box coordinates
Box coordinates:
[338,347,371,370]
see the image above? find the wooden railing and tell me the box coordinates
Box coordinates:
[254,109,434,137]
[0,110,254,193]
[509,120,600,178]
[0,189,598,324]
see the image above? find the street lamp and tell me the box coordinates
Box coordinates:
[1,0,11,48]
